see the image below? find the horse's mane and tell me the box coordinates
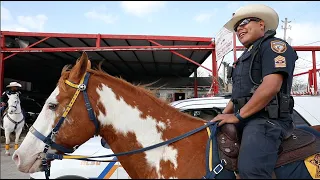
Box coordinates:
[57,61,184,115]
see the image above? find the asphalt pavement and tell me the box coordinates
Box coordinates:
[1,135,30,179]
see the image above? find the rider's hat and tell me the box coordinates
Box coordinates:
[6,82,22,88]
[224,4,279,32]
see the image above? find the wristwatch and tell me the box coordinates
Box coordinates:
[235,111,245,121]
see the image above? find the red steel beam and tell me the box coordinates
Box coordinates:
[147,40,213,73]
[96,34,101,48]
[0,31,212,42]
[0,34,5,95]
[212,49,218,95]
[294,68,320,76]
[1,45,214,53]
[235,46,320,51]
[3,36,51,61]
[312,51,318,95]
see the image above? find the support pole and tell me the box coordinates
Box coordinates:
[0,34,5,95]
[96,34,101,48]
[212,49,218,95]
[194,68,198,98]
[312,51,318,95]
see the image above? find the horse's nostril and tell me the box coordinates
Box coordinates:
[12,153,20,165]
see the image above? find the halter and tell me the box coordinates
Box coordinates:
[29,72,100,179]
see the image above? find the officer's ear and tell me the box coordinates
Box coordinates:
[259,20,265,31]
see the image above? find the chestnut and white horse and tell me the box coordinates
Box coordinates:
[12,52,319,178]
[2,93,25,156]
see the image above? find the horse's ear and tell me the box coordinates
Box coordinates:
[69,52,91,82]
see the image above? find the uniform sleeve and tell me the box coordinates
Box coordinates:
[260,39,297,78]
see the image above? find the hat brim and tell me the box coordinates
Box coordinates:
[6,84,22,88]
[224,11,279,32]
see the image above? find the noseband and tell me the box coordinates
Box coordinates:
[29,72,100,179]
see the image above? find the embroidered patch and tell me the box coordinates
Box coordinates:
[304,153,320,179]
[274,55,286,68]
[271,40,287,53]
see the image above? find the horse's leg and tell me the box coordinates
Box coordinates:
[4,128,11,156]
[14,127,23,150]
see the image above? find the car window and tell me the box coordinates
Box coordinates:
[291,109,311,126]
[181,108,223,121]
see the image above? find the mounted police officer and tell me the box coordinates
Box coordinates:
[211,4,297,179]
[0,82,24,117]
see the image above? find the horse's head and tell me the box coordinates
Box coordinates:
[12,52,97,173]
[7,93,21,114]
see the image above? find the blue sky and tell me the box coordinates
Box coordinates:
[1,1,319,85]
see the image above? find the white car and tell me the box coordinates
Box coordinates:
[170,95,320,126]
[30,95,319,179]
[30,137,130,179]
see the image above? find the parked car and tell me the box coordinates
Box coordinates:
[29,95,320,179]
[30,137,130,179]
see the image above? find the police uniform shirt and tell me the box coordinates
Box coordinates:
[231,34,298,99]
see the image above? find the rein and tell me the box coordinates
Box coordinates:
[28,72,220,179]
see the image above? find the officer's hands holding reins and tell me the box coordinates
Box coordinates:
[210,113,240,127]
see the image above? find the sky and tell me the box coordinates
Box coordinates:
[1,1,320,87]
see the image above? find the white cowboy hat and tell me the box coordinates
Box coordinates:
[6,82,22,88]
[224,4,279,32]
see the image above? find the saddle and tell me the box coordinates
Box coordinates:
[217,123,320,171]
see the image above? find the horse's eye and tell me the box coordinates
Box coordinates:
[48,103,57,110]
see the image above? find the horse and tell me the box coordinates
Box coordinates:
[2,93,25,156]
[12,52,320,179]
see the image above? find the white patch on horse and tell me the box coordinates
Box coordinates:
[96,84,178,177]
[12,87,60,172]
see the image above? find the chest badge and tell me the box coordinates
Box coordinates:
[274,55,286,68]
[271,40,287,53]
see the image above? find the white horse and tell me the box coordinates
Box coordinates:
[2,93,25,156]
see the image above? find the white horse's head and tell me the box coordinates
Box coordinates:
[7,94,21,114]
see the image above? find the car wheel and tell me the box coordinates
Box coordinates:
[56,175,86,179]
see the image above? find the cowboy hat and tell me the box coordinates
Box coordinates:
[6,82,22,88]
[224,4,279,32]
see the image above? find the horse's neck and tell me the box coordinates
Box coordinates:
[94,77,208,178]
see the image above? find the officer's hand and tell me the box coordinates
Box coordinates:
[210,113,240,127]
[1,102,5,107]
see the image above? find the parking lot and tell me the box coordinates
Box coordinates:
[1,135,30,179]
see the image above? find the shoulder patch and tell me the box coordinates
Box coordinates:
[270,40,287,53]
[274,55,286,68]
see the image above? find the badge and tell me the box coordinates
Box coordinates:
[274,55,286,68]
[271,40,287,53]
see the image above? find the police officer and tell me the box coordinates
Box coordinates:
[211,4,297,179]
[0,82,23,116]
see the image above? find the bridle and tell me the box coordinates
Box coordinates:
[27,71,224,179]
[29,72,100,179]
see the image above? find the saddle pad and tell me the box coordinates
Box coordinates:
[280,128,315,154]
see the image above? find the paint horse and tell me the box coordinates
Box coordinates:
[13,52,320,178]
[2,93,25,156]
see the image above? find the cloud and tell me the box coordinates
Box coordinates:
[0,6,48,32]
[193,12,215,23]
[17,14,48,32]
[1,6,12,21]
[120,1,166,17]
[84,6,118,24]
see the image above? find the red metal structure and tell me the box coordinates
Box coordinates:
[0,30,319,97]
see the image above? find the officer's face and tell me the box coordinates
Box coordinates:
[235,18,265,47]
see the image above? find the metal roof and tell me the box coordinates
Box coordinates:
[1,31,214,93]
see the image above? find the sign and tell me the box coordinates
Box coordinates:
[215,27,234,60]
